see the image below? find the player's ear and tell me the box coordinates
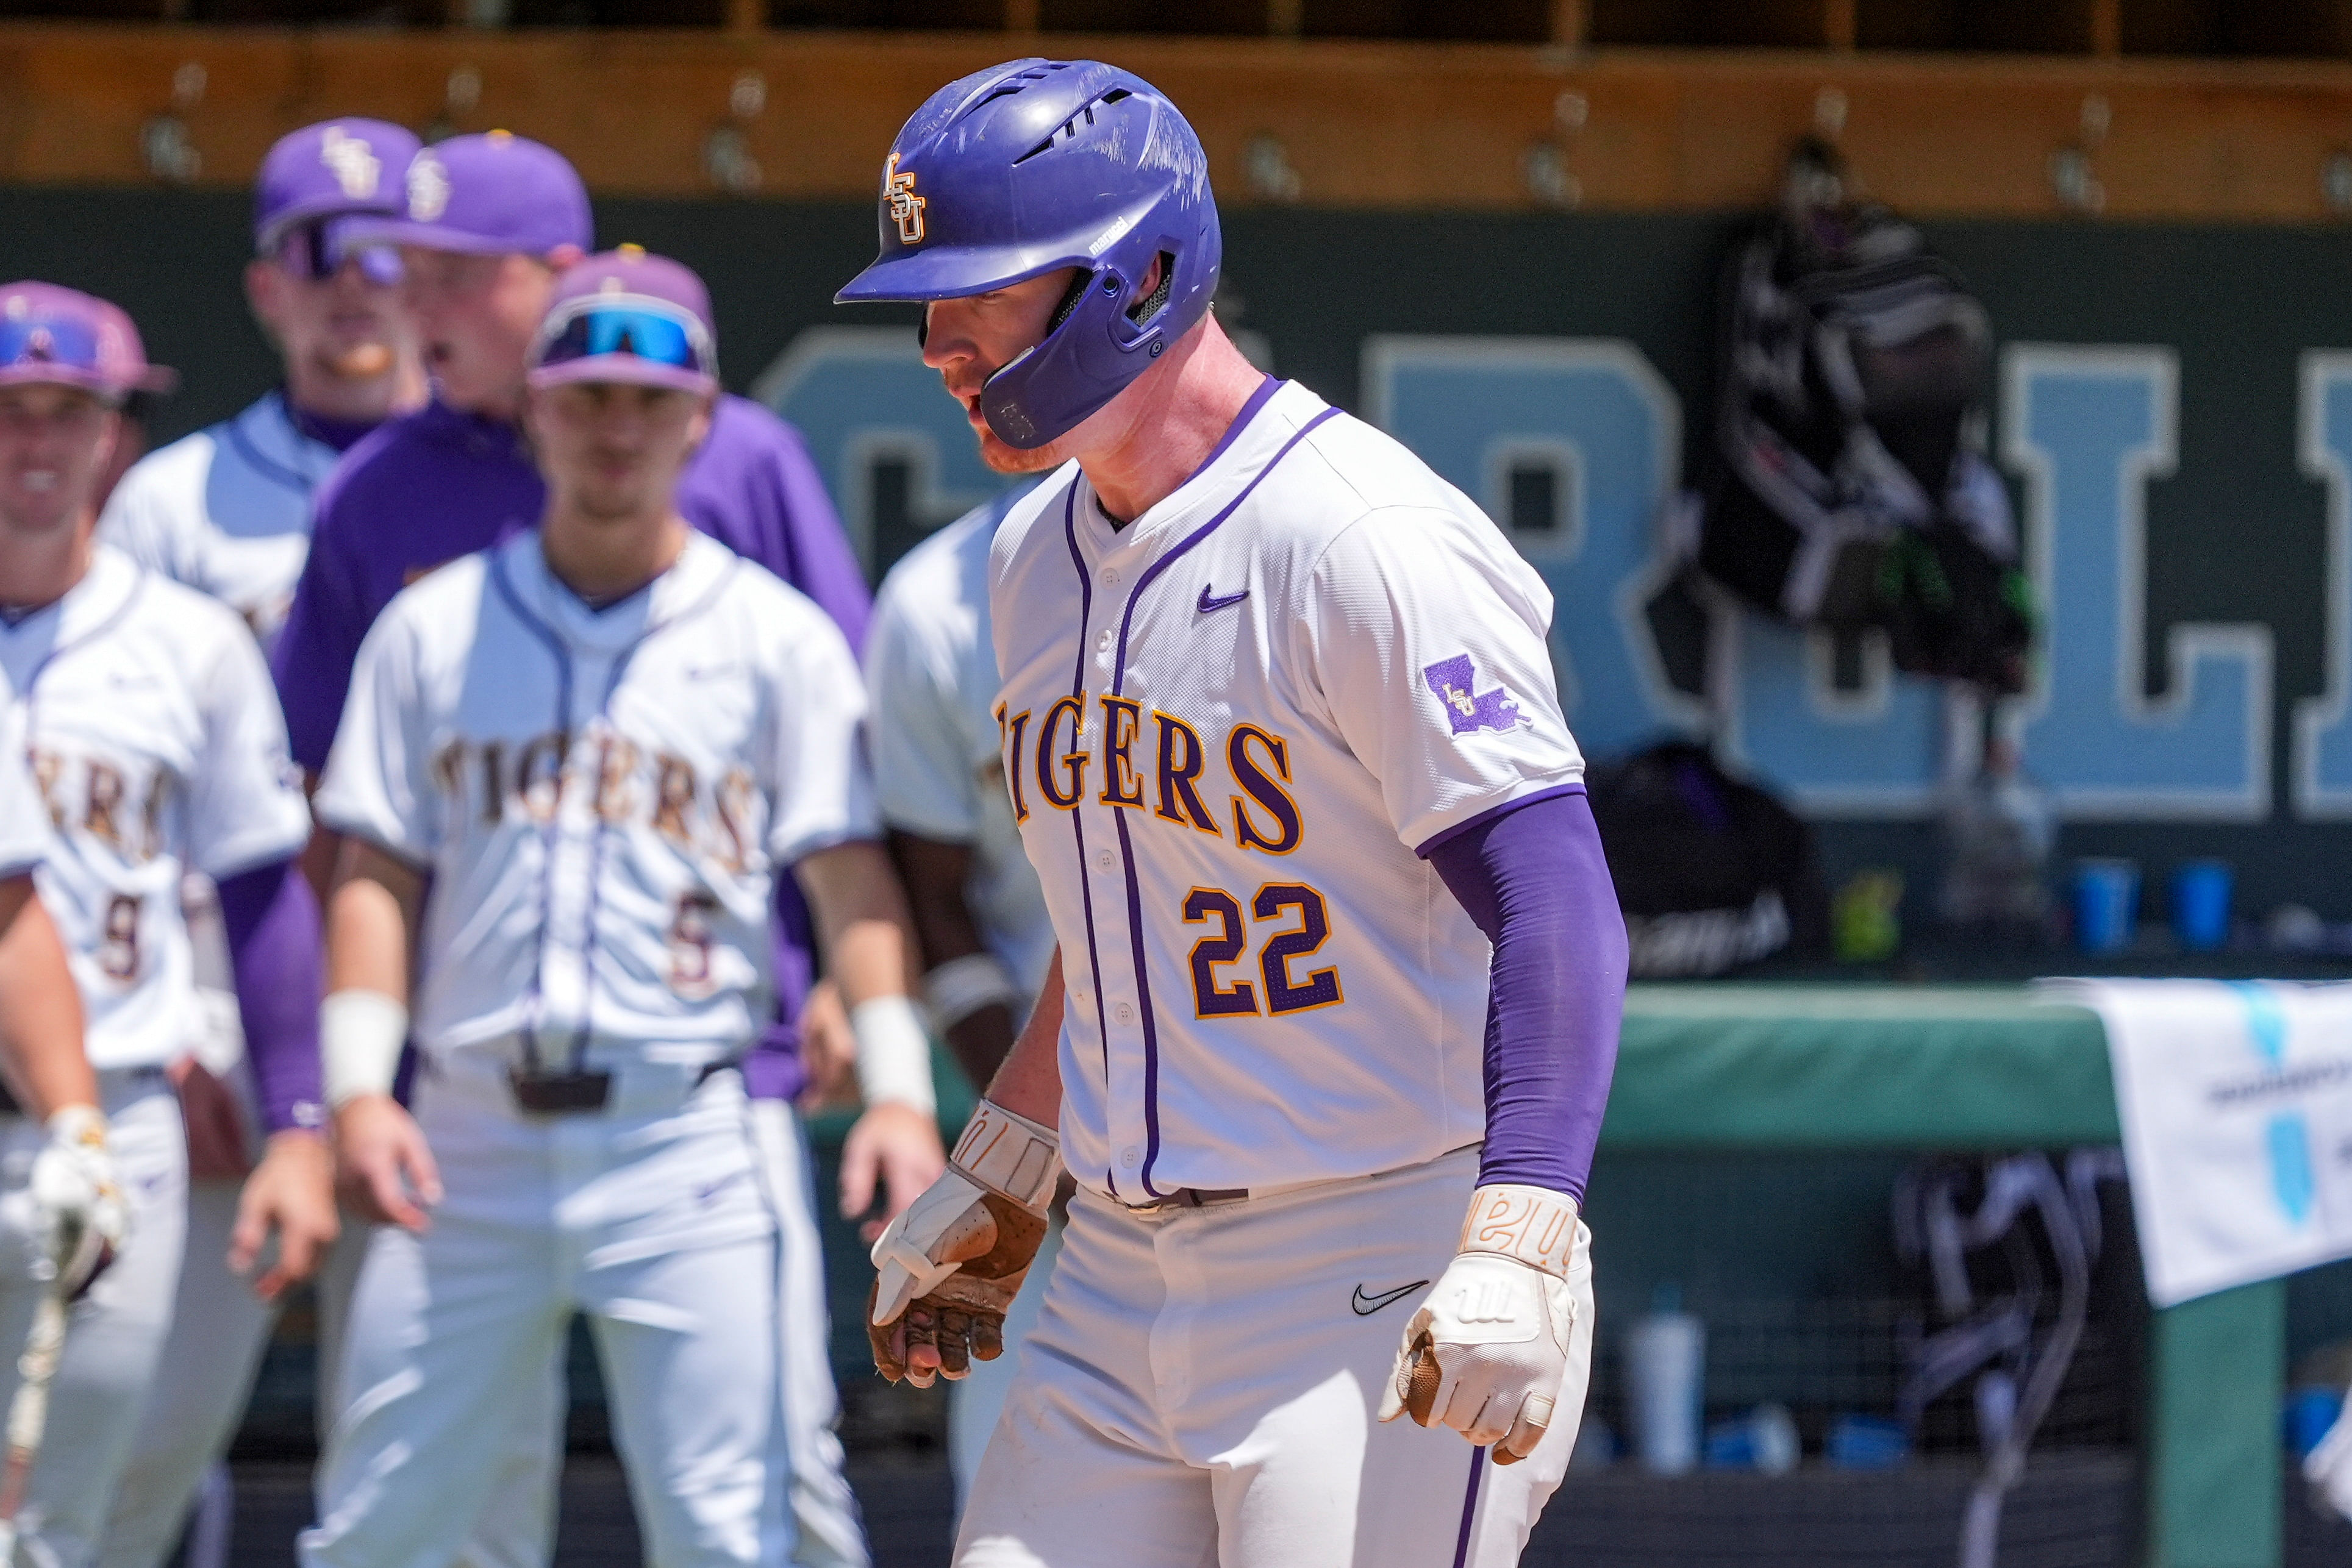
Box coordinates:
[686,391,714,454]
[545,244,586,273]
[244,259,286,346]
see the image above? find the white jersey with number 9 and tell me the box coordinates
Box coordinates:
[0,548,312,1071]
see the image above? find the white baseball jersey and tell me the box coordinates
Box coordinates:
[990,379,1584,1200]
[98,391,341,647]
[0,548,311,1072]
[315,530,878,1066]
[0,700,52,883]
[867,489,1056,1000]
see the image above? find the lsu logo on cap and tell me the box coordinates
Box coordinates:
[318,126,382,201]
[884,152,926,245]
[1423,653,1524,736]
[407,151,451,222]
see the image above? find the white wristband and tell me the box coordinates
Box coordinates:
[849,994,936,1116]
[948,1098,1060,1213]
[923,953,1021,1034]
[321,989,409,1109]
[1459,1183,1581,1281]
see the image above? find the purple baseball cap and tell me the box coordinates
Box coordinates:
[254,119,420,253]
[527,246,718,395]
[346,130,592,258]
[0,283,177,401]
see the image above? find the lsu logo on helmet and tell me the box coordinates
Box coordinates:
[884,153,926,245]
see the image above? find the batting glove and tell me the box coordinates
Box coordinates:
[868,1100,1058,1388]
[1379,1184,1582,1465]
[30,1105,127,1297]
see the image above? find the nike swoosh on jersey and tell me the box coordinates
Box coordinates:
[1196,585,1249,615]
[1351,1279,1430,1316]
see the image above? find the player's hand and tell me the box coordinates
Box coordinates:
[867,1099,1059,1387]
[332,1092,441,1233]
[30,1105,128,1297]
[795,980,859,1113]
[838,1099,946,1244]
[229,1130,341,1301]
[1379,1185,1584,1465]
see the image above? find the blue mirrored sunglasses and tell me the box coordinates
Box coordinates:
[0,315,101,374]
[279,222,402,286]
[538,306,711,374]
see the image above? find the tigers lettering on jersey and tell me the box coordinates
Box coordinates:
[30,747,170,863]
[427,727,762,872]
[999,703,1304,855]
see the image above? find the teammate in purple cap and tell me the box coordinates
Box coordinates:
[0,281,318,1568]
[274,155,894,1564]
[89,117,425,1568]
[298,246,938,1568]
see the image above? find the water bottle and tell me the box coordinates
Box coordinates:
[1938,734,2052,933]
[1625,1283,1704,1475]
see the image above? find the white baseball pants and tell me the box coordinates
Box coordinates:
[949,1216,1062,1505]
[0,1074,189,1568]
[299,1054,797,1568]
[953,1146,1593,1568]
[101,1100,862,1568]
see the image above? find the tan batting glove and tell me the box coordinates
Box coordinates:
[30,1106,127,1298]
[1379,1185,1582,1465]
[867,1100,1058,1388]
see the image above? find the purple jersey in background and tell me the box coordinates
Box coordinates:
[273,390,871,1097]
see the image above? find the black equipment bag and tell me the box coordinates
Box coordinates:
[1696,138,2034,696]
[1585,740,1828,977]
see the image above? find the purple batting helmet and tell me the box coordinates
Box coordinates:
[528,246,718,396]
[834,59,1221,450]
[0,283,177,402]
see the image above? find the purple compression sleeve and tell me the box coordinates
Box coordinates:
[1426,788,1626,1203]
[216,858,325,1136]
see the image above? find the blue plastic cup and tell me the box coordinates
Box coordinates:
[2072,859,2140,954]
[2170,860,2234,953]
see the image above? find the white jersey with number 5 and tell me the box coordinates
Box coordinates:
[989,378,1585,1201]
[0,547,312,1071]
[314,530,878,1066]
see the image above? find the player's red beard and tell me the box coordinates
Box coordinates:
[953,383,1067,477]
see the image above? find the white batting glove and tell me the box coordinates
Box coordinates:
[867,1100,1059,1388]
[29,1106,127,1297]
[1379,1184,1582,1465]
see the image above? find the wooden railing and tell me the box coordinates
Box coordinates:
[9,23,2352,218]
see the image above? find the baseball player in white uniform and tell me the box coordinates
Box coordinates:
[299,249,944,1568]
[0,280,316,1568]
[89,119,424,1568]
[864,485,1061,1501]
[842,63,1628,1566]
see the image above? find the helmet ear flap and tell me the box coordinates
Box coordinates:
[1046,269,1095,336]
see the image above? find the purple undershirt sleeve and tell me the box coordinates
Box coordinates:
[215,858,325,1136]
[1425,788,1626,1203]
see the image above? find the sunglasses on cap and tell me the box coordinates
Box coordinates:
[533,301,716,377]
[0,314,103,379]
[276,221,403,287]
